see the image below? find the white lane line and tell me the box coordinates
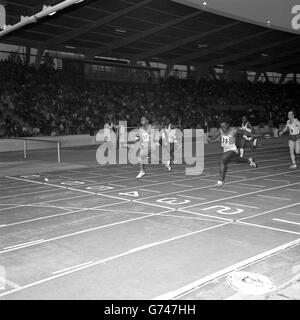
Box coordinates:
[226,202,259,209]
[238,183,266,188]
[258,195,291,201]
[139,179,159,183]
[0,209,174,254]
[177,194,207,201]
[283,174,300,178]
[3,239,45,250]
[0,277,21,290]
[239,202,300,221]
[179,181,300,212]
[226,175,247,179]
[108,183,127,188]
[53,261,94,275]
[263,178,290,183]
[237,221,300,236]
[209,188,238,194]
[0,188,62,199]
[286,188,300,192]
[0,222,228,298]
[273,218,300,226]
[139,188,161,193]
[158,213,221,222]
[171,183,194,188]
[135,167,300,201]
[153,238,300,300]
[113,175,130,179]
[67,157,292,194]
[287,212,300,216]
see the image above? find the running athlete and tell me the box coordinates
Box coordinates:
[208,119,257,186]
[239,116,258,158]
[279,110,300,169]
[136,116,158,178]
[163,118,177,171]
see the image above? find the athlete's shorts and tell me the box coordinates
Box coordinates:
[289,134,300,142]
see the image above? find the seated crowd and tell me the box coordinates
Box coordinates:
[0,58,299,138]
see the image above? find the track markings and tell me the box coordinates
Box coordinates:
[225,202,259,209]
[209,188,238,194]
[272,218,300,226]
[263,178,290,183]
[258,195,291,201]
[238,183,266,188]
[286,188,300,192]
[154,238,300,300]
[0,222,228,298]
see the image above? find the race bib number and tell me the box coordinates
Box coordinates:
[290,126,299,135]
[142,133,149,142]
[222,136,230,146]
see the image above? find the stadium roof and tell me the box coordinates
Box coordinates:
[2,0,300,74]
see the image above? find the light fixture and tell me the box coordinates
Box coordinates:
[202,1,207,6]
[115,28,127,33]
[261,53,269,57]
[65,45,76,49]
[197,43,208,48]
[267,20,271,25]
[48,11,56,16]
[76,0,84,3]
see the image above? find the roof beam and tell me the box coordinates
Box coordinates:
[234,47,300,71]
[86,10,201,57]
[171,29,272,65]
[255,58,300,73]
[42,0,152,49]
[196,36,299,70]
[131,21,239,61]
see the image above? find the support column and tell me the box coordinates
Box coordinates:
[279,73,286,84]
[35,47,45,69]
[253,71,261,83]
[25,46,31,65]
[164,63,174,79]
[263,71,270,83]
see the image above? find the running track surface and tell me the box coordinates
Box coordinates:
[0,144,299,300]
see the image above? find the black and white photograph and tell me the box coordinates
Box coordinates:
[0,0,299,304]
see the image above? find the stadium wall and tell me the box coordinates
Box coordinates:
[0,135,96,153]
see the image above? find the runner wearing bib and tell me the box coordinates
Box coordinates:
[279,110,300,169]
[208,120,257,186]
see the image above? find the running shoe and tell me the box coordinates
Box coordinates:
[249,157,257,168]
[136,171,146,178]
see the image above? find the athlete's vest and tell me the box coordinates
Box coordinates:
[221,128,238,153]
[165,123,176,143]
[139,125,152,148]
[241,121,252,140]
[287,119,300,135]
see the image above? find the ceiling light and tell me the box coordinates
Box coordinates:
[115,28,127,33]
[261,53,269,57]
[197,43,208,48]
[48,11,56,16]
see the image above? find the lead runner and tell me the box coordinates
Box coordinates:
[208,119,257,186]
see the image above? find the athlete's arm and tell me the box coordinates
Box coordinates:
[279,124,288,136]
[207,129,221,143]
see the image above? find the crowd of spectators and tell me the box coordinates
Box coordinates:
[0,57,299,138]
